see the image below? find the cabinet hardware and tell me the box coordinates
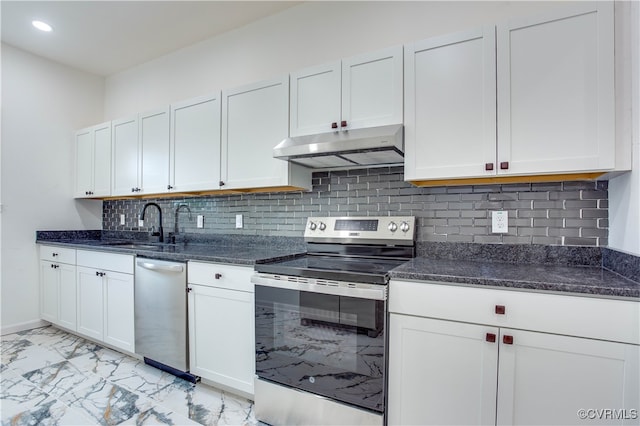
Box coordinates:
[331,122,338,129]
[219,181,225,187]
[167,185,174,190]
[485,163,494,171]
[215,273,222,279]
[486,333,496,343]
[500,161,509,170]
[495,305,506,315]
[95,271,106,277]
[341,120,347,128]
[50,264,59,269]
[186,287,192,293]
[503,335,514,345]
[52,253,58,257]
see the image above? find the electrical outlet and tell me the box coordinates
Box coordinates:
[236,214,243,229]
[197,215,204,228]
[120,214,125,225]
[492,211,509,233]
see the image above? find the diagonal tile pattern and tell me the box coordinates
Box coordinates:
[1,326,258,425]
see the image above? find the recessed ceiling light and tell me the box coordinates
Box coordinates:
[32,20,53,32]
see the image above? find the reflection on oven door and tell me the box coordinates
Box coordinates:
[300,293,339,325]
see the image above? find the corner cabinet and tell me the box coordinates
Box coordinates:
[170,93,222,192]
[75,122,111,198]
[187,262,255,396]
[289,45,403,137]
[39,245,77,331]
[405,3,624,183]
[221,77,311,191]
[388,280,640,425]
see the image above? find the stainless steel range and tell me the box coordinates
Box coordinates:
[251,216,415,426]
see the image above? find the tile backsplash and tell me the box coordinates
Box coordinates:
[103,167,609,246]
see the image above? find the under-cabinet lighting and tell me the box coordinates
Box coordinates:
[32,20,53,32]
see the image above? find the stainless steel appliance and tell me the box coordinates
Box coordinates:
[134,258,196,382]
[252,216,415,425]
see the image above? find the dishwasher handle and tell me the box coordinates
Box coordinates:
[136,260,184,273]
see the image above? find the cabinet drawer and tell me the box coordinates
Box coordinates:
[76,250,134,274]
[390,280,640,345]
[40,245,76,264]
[188,262,253,293]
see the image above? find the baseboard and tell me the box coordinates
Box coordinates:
[1,319,49,336]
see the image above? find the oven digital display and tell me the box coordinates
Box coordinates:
[334,219,378,231]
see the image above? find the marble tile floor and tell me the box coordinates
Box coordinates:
[1,326,258,425]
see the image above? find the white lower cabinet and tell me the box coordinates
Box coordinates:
[188,262,255,396]
[39,246,77,331]
[388,280,639,426]
[76,250,135,353]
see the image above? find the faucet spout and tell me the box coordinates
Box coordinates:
[140,202,164,243]
[174,204,192,236]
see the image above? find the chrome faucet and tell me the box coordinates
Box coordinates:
[174,204,192,237]
[140,202,164,243]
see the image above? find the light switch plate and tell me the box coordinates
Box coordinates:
[492,211,508,233]
[197,215,204,228]
[236,214,243,229]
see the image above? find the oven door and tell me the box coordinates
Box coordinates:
[252,273,387,413]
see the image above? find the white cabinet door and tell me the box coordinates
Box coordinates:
[140,107,170,195]
[222,76,292,189]
[57,263,77,331]
[92,123,112,197]
[170,94,222,192]
[496,2,614,175]
[103,271,135,353]
[290,62,341,137]
[342,45,403,131]
[40,261,59,324]
[74,128,94,198]
[388,314,498,426]
[404,28,496,181]
[497,328,639,426]
[188,284,255,395]
[112,115,140,196]
[76,266,104,341]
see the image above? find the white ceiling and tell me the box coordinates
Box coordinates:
[1,1,300,76]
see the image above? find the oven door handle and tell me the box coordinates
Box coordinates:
[251,273,386,301]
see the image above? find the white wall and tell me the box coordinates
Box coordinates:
[105,1,562,119]
[1,43,104,334]
[609,1,640,256]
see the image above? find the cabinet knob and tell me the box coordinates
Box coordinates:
[52,253,58,257]
[503,335,514,345]
[340,120,347,128]
[485,333,496,343]
[186,287,192,293]
[219,181,225,187]
[215,273,222,279]
[485,163,494,171]
[495,305,506,315]
[500,161,509,170]
[331,122,338,129]
[167,185,174,190]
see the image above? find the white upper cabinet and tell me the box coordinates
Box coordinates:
[405,2,618,182]
[139,107,170,195]
[112,108,170,196]
[111,115,140,196]
[170,93,222,192]
[75,122,111,198]
[290,46,403,137]
[496,2,615,176]
[404,28,496,181]
[222,76,311,190]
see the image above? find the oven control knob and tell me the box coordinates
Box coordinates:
[308,221,317,231]
[318,222,326,231]
[388,221,398,232]
[400,221,410,233]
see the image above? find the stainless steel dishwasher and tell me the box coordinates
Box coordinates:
[134,258,196,382]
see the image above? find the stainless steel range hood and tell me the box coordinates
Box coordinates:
[273,124,403,169]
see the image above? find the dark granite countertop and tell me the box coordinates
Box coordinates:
[36,233,304,266]
[390,257,640,300]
